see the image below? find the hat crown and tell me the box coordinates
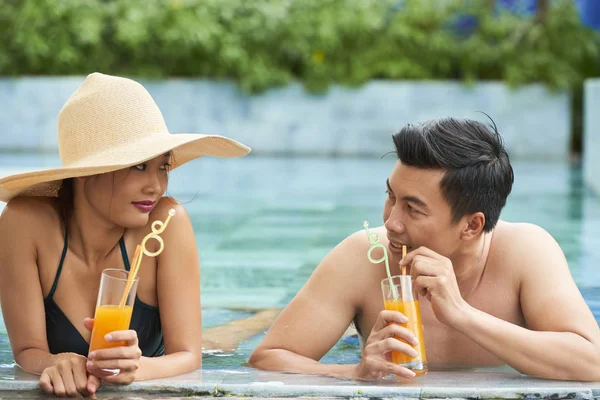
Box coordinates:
[57,73,169,167]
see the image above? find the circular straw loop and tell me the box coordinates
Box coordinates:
[118,208,176,307]
[363,221,398,301]
[140,210,176,257]
[367,240,386,264]
[142,235,164,257]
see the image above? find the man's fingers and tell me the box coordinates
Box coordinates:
[368,358,416,379]
[400,246,441,266]
[414,275,435,298]
[372,310,408,332]
[379,323,419,346]
[410,257,438,277]
[377,337,419,359]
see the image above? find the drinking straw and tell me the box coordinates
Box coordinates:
[118,209,176,308]
[400,245,408,302]
[363,221,398,301]
[401,245,407,276]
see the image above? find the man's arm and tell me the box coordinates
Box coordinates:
[454,224,600,381]
[248,232,363,378]
[249,229,419,380]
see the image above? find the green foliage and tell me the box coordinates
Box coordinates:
[0,0,598,93]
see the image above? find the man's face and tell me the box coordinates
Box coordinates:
[382,161,464,259]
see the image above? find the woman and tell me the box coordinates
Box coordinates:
[0,73,250,397]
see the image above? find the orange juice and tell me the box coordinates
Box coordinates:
[89,305,133,352]
[384,299,428,376]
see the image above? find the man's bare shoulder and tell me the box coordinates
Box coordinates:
[494,220,559,249]
[493,220,566,274]
[321,226,383,273]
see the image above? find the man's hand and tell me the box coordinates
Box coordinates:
[400,246,470,326]
[354,310,419,380]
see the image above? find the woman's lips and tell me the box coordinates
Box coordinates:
[132,201,155,213]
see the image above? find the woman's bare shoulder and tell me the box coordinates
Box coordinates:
[0,197,59,229]
[152,197,184,216]
[0,197,60,256]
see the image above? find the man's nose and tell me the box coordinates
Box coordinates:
[384,206,406,234]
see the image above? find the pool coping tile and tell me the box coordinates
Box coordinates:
[1,369,599,399]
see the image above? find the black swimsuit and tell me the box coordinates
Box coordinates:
[44,230,164,357]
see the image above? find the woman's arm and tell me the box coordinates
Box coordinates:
[0,198,96,396]
[0,198,59,373]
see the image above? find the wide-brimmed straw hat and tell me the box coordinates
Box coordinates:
[0,72,251,203]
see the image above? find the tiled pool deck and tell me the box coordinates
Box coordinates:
[2,366,600,399]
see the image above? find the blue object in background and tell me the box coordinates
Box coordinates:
[496,0,600,30]
[451,13,479,37]
[576,0,600,30]
[457,0,599,32]
[496,0,538,16]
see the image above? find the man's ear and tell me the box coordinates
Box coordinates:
[461,212,485,241]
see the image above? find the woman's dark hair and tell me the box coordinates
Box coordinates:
[57,178,74,226]
[392,117,514,232]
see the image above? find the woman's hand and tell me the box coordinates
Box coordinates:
[39,352,100,397]
[84,319,142,384]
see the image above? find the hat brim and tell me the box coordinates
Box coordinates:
[0,133,250,202]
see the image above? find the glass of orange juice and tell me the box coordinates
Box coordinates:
[88,269,139,372]
[381,275,427,377]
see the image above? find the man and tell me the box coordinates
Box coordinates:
[249,117,600,381]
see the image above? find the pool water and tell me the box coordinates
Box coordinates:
[0,154,599,371]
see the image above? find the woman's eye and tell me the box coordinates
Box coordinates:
[134,164,146,171]
[160,163,171,171]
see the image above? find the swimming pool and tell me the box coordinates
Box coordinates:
[0,154,599,373]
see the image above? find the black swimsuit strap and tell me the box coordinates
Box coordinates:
[48,229,69,299]
[48,233,129,298]
[119,236,130,271]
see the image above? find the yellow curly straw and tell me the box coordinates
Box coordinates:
[118,209,177,308]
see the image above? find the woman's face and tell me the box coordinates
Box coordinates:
[78,153,171,228]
